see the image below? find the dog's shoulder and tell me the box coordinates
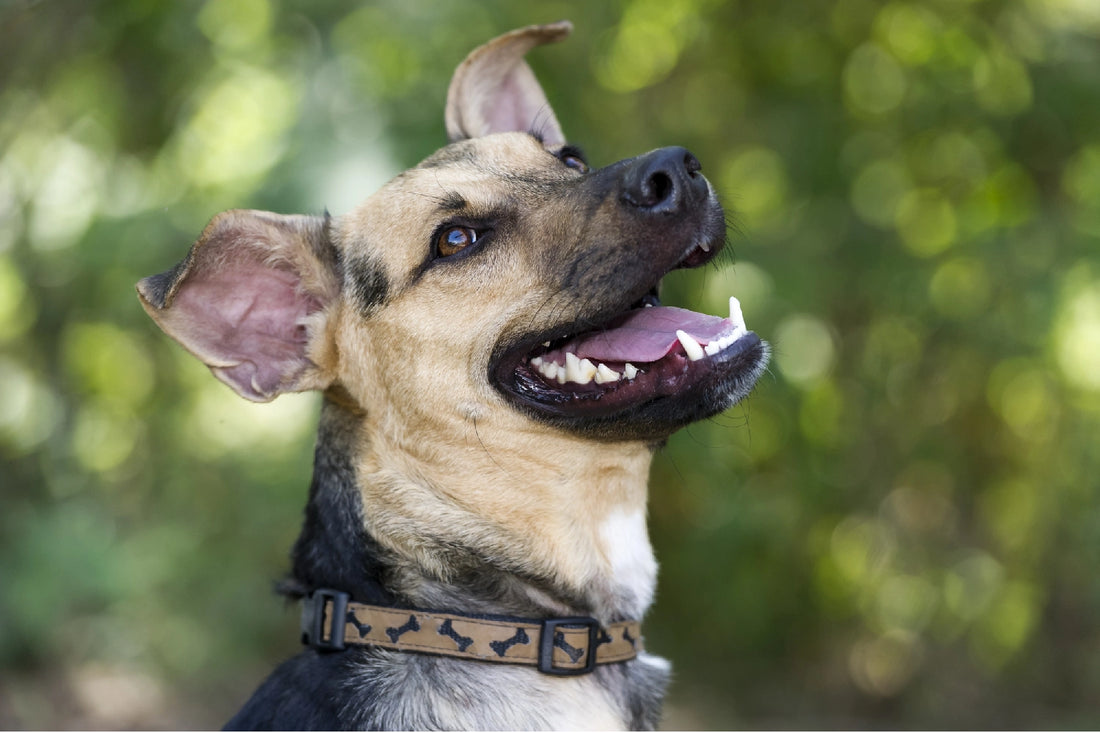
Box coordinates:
[223,650,369,730]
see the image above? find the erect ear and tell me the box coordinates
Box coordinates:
[445,21,571,145]
[136,210,341,402]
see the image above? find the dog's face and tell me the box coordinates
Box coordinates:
[138,22,767,446]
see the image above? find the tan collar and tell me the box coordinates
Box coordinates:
[301,589,642,676]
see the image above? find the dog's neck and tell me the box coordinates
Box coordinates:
[289,396,658,624]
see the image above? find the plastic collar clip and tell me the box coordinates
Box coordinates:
[300,588,349,652]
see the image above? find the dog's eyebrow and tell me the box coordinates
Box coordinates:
[437,192,467,212]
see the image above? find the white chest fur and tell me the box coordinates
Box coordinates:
[598,508,658,618]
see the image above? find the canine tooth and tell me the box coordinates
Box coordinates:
[624,363,638,380]
[729,296,746,331]
[644,302,653,308]
[542,341,551,347]
[704,341,721,356]
[676,330,705,361]
[700,241,711,252]
[594,363,621,384]
[531,356,544,367]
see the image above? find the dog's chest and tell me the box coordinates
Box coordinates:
[349,652,668,730]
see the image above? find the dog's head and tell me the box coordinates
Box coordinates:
[138,22,768,445]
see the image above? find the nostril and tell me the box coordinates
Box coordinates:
[649,171,673,205]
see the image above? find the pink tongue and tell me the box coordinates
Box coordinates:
[569,306,733,363]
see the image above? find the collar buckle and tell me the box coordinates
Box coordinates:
[538,617,599,676]
[300,588,349,652]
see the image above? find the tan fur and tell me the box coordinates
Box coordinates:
[324,132,656,617]
[138,23,766,729]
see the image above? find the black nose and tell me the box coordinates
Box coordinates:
[620,147,707,215]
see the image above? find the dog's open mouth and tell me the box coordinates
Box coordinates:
[527,294,751,387]
[492,278,765,428]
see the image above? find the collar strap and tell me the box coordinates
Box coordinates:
[300,588,642,677]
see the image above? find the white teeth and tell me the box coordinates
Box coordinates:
[595,363,620,384]
[529,355,643,384]
[529,295,748,385]
[700,241,711,252]
[729,296,746,331]
[703,328,747,357]
[534,352,626,386]
[564,352,585,383]
[676,329,705,361]
[542,341,551,348]
[579,358,598,382]
[563,352,600,384]
[531,356,567,384]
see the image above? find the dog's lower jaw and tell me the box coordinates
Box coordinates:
[258,396,670,730]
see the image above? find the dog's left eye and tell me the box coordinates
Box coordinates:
[436,226,479,257]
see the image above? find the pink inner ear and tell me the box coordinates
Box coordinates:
[171,260,320,401]
[482,67,564,146]
[488,70,544,137]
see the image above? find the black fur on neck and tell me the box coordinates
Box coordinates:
[276,398,397,606]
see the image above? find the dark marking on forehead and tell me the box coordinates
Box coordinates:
[345,253,390,318]
[438,192,467,212]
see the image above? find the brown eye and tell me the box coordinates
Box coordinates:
[437,226,477,257]
[562,154,588,173]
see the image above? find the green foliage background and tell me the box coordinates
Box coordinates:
[2,0,1099,728]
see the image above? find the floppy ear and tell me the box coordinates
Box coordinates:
[137,210,341,402]
[445,21,571,145]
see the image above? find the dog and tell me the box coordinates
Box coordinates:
[137,21,768,731]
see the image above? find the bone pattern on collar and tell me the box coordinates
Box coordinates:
[303,591,643,673]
